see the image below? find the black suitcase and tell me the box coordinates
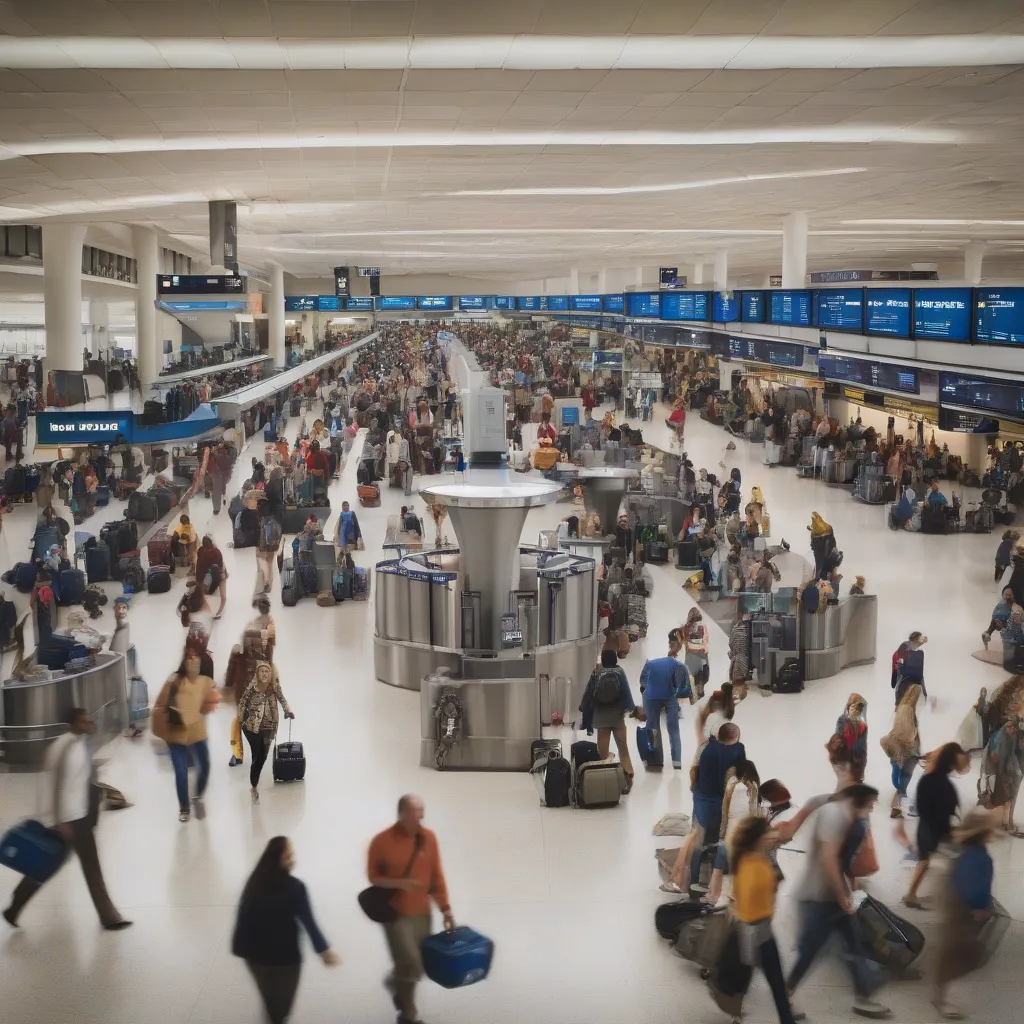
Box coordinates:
[646,540,669,564]
[127,490,159,522]
[855,893,925,977]
[147,566,171,594]
[58,568,86,605]
[543,756,571,807]
[85,544,110,583]
[654,898,707,941]
[282,506,306,534]
[273,722,305,782]
[290,397,301,417]
[771,657,804,694]
[141,400,165,425]
[676,539,699,568]
[149,488,175,517]
[119,552,146,592]
[281,562,303,607]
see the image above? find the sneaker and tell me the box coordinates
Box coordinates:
[178,810,190,823]
[672,762,682,770]
[228,756,242,767]
[852,997,891,1019]
[193,797,206,821]
[622,774,634,795]
[103,919,133,931]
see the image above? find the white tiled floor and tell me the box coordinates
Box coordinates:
[1,401,1022,1024]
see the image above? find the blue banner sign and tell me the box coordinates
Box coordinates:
[37,411,135,446]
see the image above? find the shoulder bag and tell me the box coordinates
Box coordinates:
[358,834,423,923]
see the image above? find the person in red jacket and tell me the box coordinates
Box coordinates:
[305,441,330,501]
[195,535,226,618]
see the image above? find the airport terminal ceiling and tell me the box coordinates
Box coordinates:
[2,3,1024,279]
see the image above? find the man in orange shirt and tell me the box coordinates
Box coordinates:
[367,795,454,1024]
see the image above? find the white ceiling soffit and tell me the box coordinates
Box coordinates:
[0,35,1023,71]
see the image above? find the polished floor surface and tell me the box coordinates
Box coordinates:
[0,399,1022,1024]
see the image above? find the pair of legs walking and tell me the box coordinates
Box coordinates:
[596,721,633,791]
[244,728,274,796]
[169,739,210,818]
[246,962,300,1024]
[642,697,681,768]
[383,913,431,1023]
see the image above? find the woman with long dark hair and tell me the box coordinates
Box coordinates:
[233,837,340,1024]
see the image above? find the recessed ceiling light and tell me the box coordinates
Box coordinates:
[841,218,1024,227]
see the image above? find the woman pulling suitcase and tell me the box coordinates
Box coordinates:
[238,661,294,803]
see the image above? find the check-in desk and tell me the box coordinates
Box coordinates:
[1,651,128,769]
[801,595,878,680]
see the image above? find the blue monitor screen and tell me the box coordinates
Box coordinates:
[912,288,971,340]
[560,407,580,426]
[975,287,1024,345]
[815,288,864,332]
[493,296,515,309]
[602,294,624,313]
[517,296,544,311]
[416,295,452,310]
[741,291,766,323]
[376,296,416,310]
[626,292,661,318]
[661,291,710,321]
[546,295,569,311]
[571,294,603,312]
[864,288,911,337]
[345,297,374,310]
[317,295,341,312]
[769,290,812,327]
[940,372,1024,423]
[818,354,919,395]
[284,296,317,312]
[713,293,739,322]
[726,336,804,367]
[458,295,489,310]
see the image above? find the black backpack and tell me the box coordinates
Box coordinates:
[543,757,571,808]
[595,668,622,705]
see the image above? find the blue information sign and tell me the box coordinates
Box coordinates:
[517,296,544,311]
[493,296,515,309]
[740,291,766,323]
[458,295,489,310]
[37,411,134,446]
[625,292,661,318]
[317,295,341,312]
[376,296,416,310]
[661,291,710,321]
[815,288,864,332]
[912,288,971,340]
[284,296,316,312]
[416,296,453,310]
[769,290,812,327]
[975,287,1024,345]
[602,294,624,313]
[864,288,911,337]
[345,297,374,310]
[713,293,739,322]
[570,295,602,312]
[546,295,569,311]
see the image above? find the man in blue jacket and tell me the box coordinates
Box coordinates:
[638,630,691,770]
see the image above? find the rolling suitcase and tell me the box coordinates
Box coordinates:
[542,756,571,807]
[421,926,494,988]
[673,903,730,967]
[0,819,67,883]
[637,724,664,769]
[272,721,305,782]
[298,560,318,596]
[574,761,624,808]
[332,568,353,602]
[282,506,306,534]
[149,487,175,517]
[645,540,669,564]
[855,892,925,977]
[58,568,86,605]
[128,675,150,724]
[147,566,171,594]
[357,483,381,507]
[85,544,110,583]
[147,531,172,568]
[127,490,159,522]
[763,440,782,467]
[654,897,707,941]
[95,485,110,508]
[676,539,699,569]
[281,562,303,606]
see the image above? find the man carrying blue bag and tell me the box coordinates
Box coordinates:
[2,707,131,931]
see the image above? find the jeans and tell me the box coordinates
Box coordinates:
[244,729,273,788]
[642,696,681,766]
[168,739,210,812]
[787,900,881,999]
[891,756,919,798]
[692,795,723,880]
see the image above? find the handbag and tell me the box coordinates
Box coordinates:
[848,827,879,878]
[358,834,422,923]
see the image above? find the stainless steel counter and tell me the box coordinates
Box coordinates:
[801,595,878,680]
[1,651,128,769]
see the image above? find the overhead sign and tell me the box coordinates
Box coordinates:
[37,411,134,446]
[157,275,245,295]
[809,269,939,284]
[357,267,380,277]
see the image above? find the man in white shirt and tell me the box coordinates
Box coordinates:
[3,708,131,931]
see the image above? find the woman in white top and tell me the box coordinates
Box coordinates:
[703,758,761,905]
[694,683,736,748]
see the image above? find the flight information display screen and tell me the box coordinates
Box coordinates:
[284,296,316,312]
[912,288,972,340]
[769,290,812,327]
[974,287,1024,345]
[818,354,919,395]
[416,296,452,310]
[570,295,603,312]
[740,291,766,323]
[517,296,545,311]
[458,295,488,310]
[376,296,416,310]
[660,291,710,321]
[493,296,515,309]
[713,293,739,322]
[602,294,624,313]
[546,295,569,311]
[864,288,912,337]
[345,297,373,310]
[158,274,246,295]
[625,292,661,318]
[940,372,1024,423]
[317,295,340,312]
[725,336,805,367]
[815,288,864,332]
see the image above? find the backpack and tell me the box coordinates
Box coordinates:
[802,584,820,613]
[259,517,282,551]
[595,668,622,705]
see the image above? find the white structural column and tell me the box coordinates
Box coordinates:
[782,212,808,288]
[132,225,159,390]
[596,267,607,293]
[691,260,704,285]
[268,263,286,368]
[964,241,985,285]
[42,223,87,372]
[713,251,728,292]
[88,300,108,358]
[568,267,579,295]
